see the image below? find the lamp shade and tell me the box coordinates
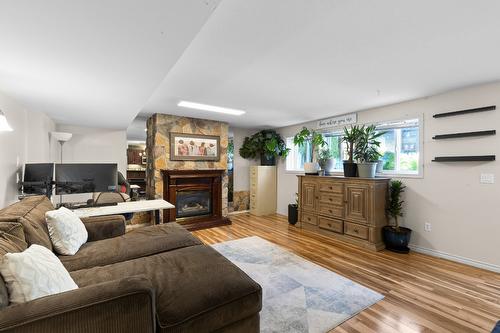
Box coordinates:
[51,132,73,142]
[0,110,13,132]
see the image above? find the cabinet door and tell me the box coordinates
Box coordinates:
[301,181,317,212]
[345,184,370,223]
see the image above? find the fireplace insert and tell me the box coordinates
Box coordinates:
[176,190,212,218]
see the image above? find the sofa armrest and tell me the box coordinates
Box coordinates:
[0,276,155,333]
[81,215,126,241]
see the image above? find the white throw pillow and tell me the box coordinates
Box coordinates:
[0,244,78,304]
[45,207,88,255]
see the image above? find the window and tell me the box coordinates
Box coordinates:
[285,118,421,176]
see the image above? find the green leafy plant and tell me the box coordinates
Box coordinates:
[239,130,289,160]
[354,125,386,163]
[293,127,327,163]
[386,180,406,230]
[341,125,363,163]
[317,147,333,170]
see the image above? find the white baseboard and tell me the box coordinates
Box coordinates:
[409,244,500,273]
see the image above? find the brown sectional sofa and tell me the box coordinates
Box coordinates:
[0,196,261,332]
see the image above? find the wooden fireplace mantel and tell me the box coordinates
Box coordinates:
[161,169,230,231]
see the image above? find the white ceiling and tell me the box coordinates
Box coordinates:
[139,0,500,130]
[2,0,500,138]
[0,0,219,129]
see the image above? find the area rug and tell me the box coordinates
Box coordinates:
[212,236,384,333]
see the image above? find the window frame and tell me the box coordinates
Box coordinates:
[284,115,424,178]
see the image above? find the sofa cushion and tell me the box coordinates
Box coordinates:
[71,245,262,332]
[59,222,202,271]
[0,196,54,251]
[0,222,28,309]
[0,222,27,256]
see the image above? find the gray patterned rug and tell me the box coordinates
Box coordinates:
[212,236,383,333]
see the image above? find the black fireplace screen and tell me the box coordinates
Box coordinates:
[176,190,212,218]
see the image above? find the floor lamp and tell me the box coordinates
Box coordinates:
[51,132,72,204]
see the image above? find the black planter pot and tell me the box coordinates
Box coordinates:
[343,162,358,177]
[382,226,412,253]
[288,204,298,225]
[261,155,276,166]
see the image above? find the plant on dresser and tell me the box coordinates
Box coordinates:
[293,127,327,174]
[354,125,386,178]
[341,125,363,177]
[383,180,412,253]
[297,175,390,251]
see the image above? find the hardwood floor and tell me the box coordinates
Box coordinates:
[193,213,500,333]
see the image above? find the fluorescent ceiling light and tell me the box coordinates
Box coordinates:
[178,101,245,116]
[0,110,13,132]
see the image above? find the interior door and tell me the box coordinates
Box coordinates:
[345,184,369,223]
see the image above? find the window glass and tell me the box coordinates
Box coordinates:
[285,118,420,176]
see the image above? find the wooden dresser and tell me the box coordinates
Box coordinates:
[250,166,277,216]
[297,175,389,251]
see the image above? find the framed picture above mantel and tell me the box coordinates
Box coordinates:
[170,132,220,161]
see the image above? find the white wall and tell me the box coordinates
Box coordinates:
[56,125,127,175]
[231,127,258,192]
[276,82,500,270]
[0,92,56,207]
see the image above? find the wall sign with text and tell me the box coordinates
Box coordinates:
[316,113,357,129]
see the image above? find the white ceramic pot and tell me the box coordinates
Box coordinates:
[304,162,320,174]
[324,158,335,175]
[376,160,384,173]
[357,162,378,178]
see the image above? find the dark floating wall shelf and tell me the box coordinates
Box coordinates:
[432,155,496,162]
[433,105,496,118]
[432,130,496,140]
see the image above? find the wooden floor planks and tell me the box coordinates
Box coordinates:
[193,213,500,333]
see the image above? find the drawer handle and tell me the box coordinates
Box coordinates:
[307,217,311,221]
[353,229,359,233]
[329,186,333,190]
[329,210,332,214]
[328,223,332,227]
[329,198,333,201]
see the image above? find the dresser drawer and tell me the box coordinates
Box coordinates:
[344,222,369,240]
[301,212,318,226]
[318,217,343,233]
[318,182,344,194]
[319,193,343,205]
[318,204,344,218]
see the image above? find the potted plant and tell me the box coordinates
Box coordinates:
[341,125,362,177]
[288,193,299,225]
[355,125,385,178]
[239,130,289,166]
[293,127,327,174]
[318,147,334,176]
[383,180,412,253]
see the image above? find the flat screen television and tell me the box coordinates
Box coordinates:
[23,163,54,194]
[55,163,118,195]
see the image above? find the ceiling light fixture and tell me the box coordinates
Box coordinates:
[177,101,246,116]
[0,110,13,132]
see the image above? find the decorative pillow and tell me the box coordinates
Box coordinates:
[0,244,78,304]
[45,207,88,255]
[0,222,27,308]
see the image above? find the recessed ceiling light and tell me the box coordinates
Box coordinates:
[177,101,245,116]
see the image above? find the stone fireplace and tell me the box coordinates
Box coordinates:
[162,169,229,230]
[146,114,229,229]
